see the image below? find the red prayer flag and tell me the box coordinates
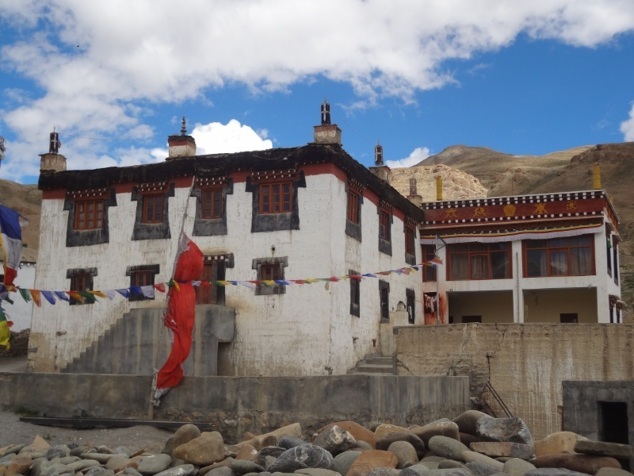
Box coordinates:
[155,236,204,392]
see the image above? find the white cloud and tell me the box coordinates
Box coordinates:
[386,147,431,168]
[1,0,633,181]
[620,103,634,141]
[192,120,272,154]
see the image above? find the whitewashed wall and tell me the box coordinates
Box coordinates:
[30,168,421,375]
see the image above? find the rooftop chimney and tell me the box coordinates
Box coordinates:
[39,129,67,173]
[407,177,422,207]
[313,100,342,144]
[167,116,197,159]
[369,142,391,183]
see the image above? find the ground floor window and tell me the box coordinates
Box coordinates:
[252,257,288,295]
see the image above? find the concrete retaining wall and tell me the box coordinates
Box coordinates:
[0,373,470,443]
[394,323,634,440]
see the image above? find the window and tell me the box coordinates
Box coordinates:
[247,171,305,233]
[132,183,173,240]
[142,193,165,223]
[523,235,594,277]
[613,241,619,285]
[67,268,97,305]
[127,265,159,301]
[350,270,360,317]
[560,313,578,323]
[201,187,224,219]
[252,257,288,295]
[378,204,393,255]
[259,182,293,214]
[74,199,104,231]
[448,242,511,281]
[64,189,116,247]
[405,222,416,265]
[347,189,361,224]
[379,209,391,242]
[379,280,390,322]
[422,245,437,282]
[406,288,415,324]
[345,182,363,241]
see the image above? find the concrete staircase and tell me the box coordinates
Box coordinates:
[349,354,396,375]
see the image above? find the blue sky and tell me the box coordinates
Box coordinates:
[1,1,633,184]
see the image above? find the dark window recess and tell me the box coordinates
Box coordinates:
[64,188,116,247]
[127,265,159,301]
[378,205,393,256]
[599,402,629,444]
[67,268,97,305]
[350,270,361,317]
[192,179,233,237]
[131,183,174,240]
[406,288,415,324]
[462,315,482,323]
[345,183,363,241]
[246,172,306,233]
[379,280,390,322]
[253,257,288,295]
[560,313,578,323]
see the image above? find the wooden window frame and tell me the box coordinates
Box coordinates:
[142,193,165,224]
[523,235,595,278]
[201,186,224,219]
[379,280,390,322]
[259,181,293,214]
[447,242,512,281]
[73,199,104,231]
[347,188,361,225]
[379,209,391,242]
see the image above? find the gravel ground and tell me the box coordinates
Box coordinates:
[0,410,174,454]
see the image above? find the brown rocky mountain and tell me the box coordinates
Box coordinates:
[1,141,633,304]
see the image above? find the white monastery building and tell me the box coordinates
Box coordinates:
[29,102,424,376]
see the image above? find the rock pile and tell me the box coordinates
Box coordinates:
[1,410,632,476]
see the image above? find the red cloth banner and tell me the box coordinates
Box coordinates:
[156,237,204,390]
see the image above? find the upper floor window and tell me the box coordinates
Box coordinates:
[127,265,159,301]
[523,235,594,277]
[132,182,174,240]
[246,170,305,233]
[260,182,293,214]
[142,193,165,223]
[192,178,233,237]
[378,202,393,256]
[74,199,104,231]
[448,242,512,281]
[404,221,417,265]
[201,187,224,219]
[379,209,391,242]
[64,188,116,247]
[345,181,364,241]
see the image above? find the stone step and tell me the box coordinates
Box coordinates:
[349,355,395,375]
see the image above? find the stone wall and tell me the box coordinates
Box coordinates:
[0,373,470,443]
[394,323,634,439]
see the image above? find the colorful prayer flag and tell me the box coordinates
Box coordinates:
[0,205,22,287]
